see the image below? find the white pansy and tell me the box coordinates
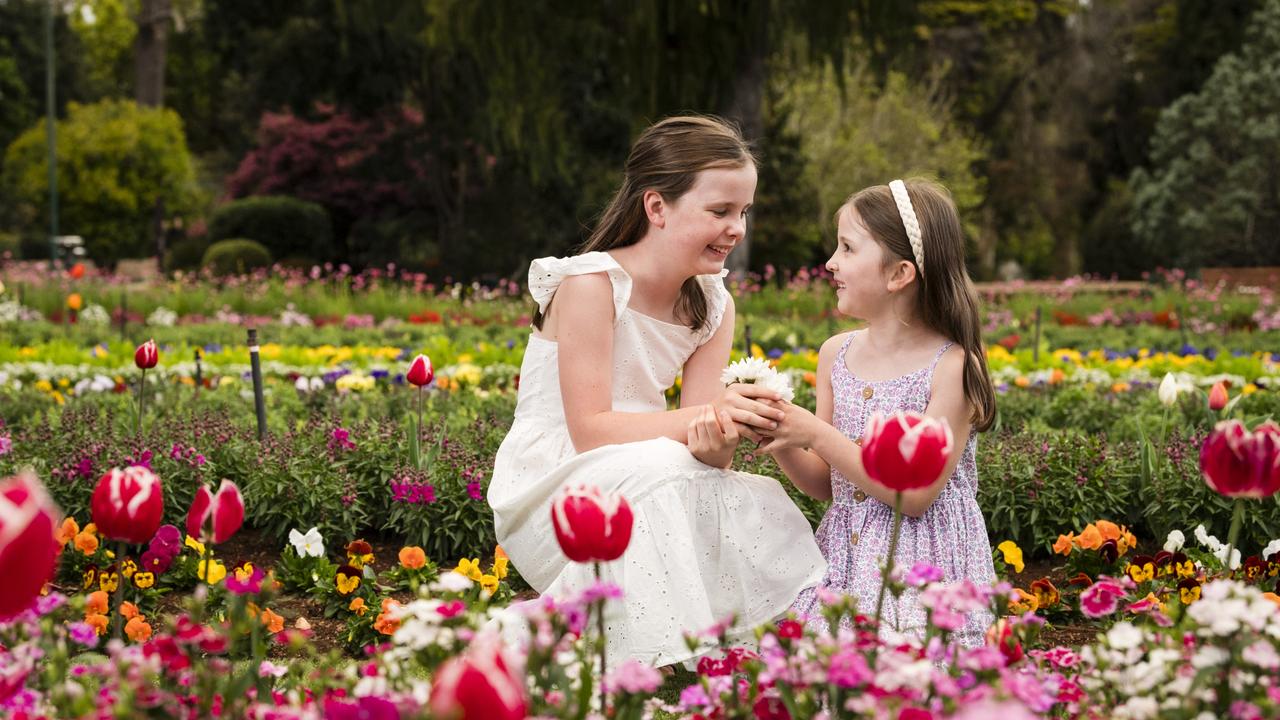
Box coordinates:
[430,572,474,594]
[1263,538,1280,560]
[287,527,324,558]
[1163,529,1185,552]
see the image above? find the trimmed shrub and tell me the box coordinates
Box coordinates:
[201,238,272,275]
[163,236,209,273]
[208,196,333,263]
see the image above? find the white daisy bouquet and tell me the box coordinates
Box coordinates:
[720,356,794,403]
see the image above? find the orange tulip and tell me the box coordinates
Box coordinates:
[1208,382,1229,411]
[66,293,83,311]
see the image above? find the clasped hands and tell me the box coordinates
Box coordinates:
[687,383,819,468]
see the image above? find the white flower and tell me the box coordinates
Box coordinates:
[1106,621,1144,651]
[1242,640,1280,670]
[1190,646,1230,669]
[1263,538,1280,560]
[288,527,324,558]
[1163,529,1185,553]
[80,304,110,326]
[430,572,475,594]
[1157,372,1180,406]
[1114,697,1159,720]
[721,357,794,402]
[146,306,177,327]
[720,357,774,385]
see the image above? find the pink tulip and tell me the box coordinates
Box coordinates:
[91,466,164,544]
[429,633,527,720]
[134,339,158,370]
[860,411,954,492]
[186,480,245,544]
[406,354,434,387]
[0,472,61,619]
[1208,381,1229,411]
[551,483,633,563]
[1200,420,1280,498]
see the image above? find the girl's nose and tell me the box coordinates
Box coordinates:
[825,255,837,273]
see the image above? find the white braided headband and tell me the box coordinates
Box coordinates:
[888,179,924,279]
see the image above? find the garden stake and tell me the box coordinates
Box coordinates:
[248,329,267,441]
[1178,304,1189,348]
[1033,306,1042,363]
[743,321,752,356]
[194,348,202,396]
[136,366,147,437]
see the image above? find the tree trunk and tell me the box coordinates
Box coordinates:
[135,0,171,107]
[722,39,766,275]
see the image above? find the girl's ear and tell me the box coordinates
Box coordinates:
[643,190,666,229]
[886,260,918,293]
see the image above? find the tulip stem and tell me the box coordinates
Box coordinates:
[594,561,607,716]
[873,492,905,638]
[1226,497,1245,569]
[110,541,126,639]
[416,385,424,470]
[136,367,146,437]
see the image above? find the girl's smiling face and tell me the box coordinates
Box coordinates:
[826,204,892,318]
[657,164,757,275]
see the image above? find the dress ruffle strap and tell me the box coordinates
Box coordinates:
[528,252,633,325]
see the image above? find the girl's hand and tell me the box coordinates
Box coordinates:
[712,383,785,443]
[757,402,823,454]
[688,405,740,469]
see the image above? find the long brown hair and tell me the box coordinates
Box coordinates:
[849,179,997,431]
[533,115,756,332]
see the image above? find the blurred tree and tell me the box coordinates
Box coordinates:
[69,0,137,99]
[1130,0,1280,269]
[4,99,201,267]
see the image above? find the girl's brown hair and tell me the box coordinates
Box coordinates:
[848,179,997,431]
[534,115,756,332]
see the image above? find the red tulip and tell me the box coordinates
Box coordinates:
[551,483,633,563]
[406,354,434,387]
[0,472,61,619]
[186,480,245,544]
[91,466,164,544]
[429,633,527,720]
[135,339,158,370]
[860,411,954,492]
[69,262,86,280]
[1208,381,1229,411]
[1200,420,1280,498]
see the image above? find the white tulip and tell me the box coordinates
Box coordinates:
[1157,372,1179,406]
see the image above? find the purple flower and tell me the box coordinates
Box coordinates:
[466,481,483,500]
[226,566,265,596]
[68,622,99,648]
[36,592,66,616]
[328,427,356,451]
[826,649,872,688]
[75,456,95,479]
[140,549,173,575]
[904,562,944,587]
[322,695,400,720]
[0,434,11,456]
[605,660,663,695]
[678,684,711,710]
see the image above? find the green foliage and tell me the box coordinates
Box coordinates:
[3,99,201,267]
[778,57,987,260]
[201,238,272,275]
[208,196,334,263]
[164,235,210,272]
[68,0,137,98]
[1130,0,1280,269]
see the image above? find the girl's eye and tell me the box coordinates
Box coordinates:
[711,209,728,217]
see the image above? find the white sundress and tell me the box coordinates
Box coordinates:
[487,251,826,666]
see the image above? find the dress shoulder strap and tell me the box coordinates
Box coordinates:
[527,252,633,325]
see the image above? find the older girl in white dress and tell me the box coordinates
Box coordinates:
[487,116,825,666]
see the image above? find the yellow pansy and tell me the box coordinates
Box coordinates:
[185,535,206,555]
[493,555,509,580]
[335,570,361,595]
[480,574,499,594]
[454,558,483,581]
[198,559,227,584]
[997,540,1025,574]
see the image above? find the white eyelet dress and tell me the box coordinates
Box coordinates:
[488,252,826,666]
